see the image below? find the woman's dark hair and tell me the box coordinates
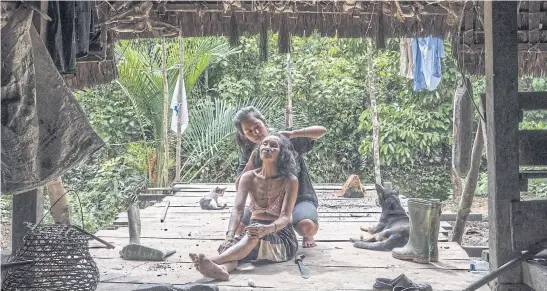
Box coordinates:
[251,133,299,178]
[233,106,268,152]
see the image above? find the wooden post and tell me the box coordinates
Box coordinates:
[46,177,70,224]
[484,2,525,289]
[160,37,170,187]
[11,188,44,254]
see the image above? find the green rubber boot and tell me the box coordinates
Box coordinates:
[429,199,442,262]
[392,199,432,264]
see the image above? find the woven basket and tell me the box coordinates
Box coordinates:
[2,223,100,291]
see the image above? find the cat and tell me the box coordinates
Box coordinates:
[351,183,410,251]
[199,186,228,210]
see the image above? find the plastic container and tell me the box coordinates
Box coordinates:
[470,260,489,272]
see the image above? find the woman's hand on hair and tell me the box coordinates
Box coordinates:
[245,223,275,239]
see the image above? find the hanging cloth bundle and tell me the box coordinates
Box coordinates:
[1,5,104,194]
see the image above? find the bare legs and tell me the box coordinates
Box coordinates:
[295,219,319,248]
[237,219,318,248]
[190,235,259,281]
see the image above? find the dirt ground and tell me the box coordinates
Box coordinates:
[443,196,489,247]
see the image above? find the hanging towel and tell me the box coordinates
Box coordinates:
[170,76,189,134]
[399,38,414,79]
[412,36,445,91]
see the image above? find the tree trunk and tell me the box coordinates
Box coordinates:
[160,37,170,187]
[451,167,463,204]
[368,40,381,185]
[451,121,484,245]
[175,34,184,182]
[46,177,70,224]
[285,53,293,129]
[451,77,474,202]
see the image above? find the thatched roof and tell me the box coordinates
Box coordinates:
[453,1,547,77]
[57,0,538,91]
[98,1,547,77]
[63,60,118,91]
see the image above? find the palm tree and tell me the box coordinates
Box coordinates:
[116,37,240,186]
[115,37,286,185]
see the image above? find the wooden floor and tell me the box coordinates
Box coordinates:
[91,183,489,291]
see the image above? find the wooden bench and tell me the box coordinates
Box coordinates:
[519,170,547,192]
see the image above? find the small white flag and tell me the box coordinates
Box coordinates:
[171,75,189,133]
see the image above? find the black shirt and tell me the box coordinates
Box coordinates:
[236,136,318,207]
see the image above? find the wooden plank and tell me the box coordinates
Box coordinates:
[441,221,453,230]
[441,213,482,222]
[462,245,489,258]
[171,183,373,191]
[522,261,547,291]
[95,225,448,242]
[171,190,371,197]
[484,0,523,286]
[519,130,547,166]
[510,200,547,251]
[519,92,547,111]
[151,199,381,209]
[12,188,44,254]
[519,170,547,179]
[139,205,383,213]
[91,240,466,261]
[94,259,487,290]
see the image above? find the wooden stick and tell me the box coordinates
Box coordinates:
[160,36,170,187]
[160,201,170,223]
[1,260,35,270]
[463,240,547,291]
[71,225,115,249]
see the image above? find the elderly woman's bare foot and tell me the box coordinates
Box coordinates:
[189,253,200,270]
[196,253,229,281]
[302,236,317,248]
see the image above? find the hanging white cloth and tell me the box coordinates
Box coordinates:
[170,75,189,133]
[399,38,414,79]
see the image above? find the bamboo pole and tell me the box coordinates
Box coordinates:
[368,40,382,185]
[161,37,170,187]
[175,33,184,182]
[285,53,293,129]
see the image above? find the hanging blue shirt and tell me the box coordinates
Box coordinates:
[412,36,445,91]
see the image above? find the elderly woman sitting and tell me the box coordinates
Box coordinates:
[189,133,299,281]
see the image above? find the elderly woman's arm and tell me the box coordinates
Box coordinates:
[218,172,252,253]
[246,175,298,238]
[235,150,257,191]
[227,172,252,238]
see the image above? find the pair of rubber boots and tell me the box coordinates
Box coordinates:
[392,198,442,264]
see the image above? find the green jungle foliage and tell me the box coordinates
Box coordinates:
[5,34,544,232]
